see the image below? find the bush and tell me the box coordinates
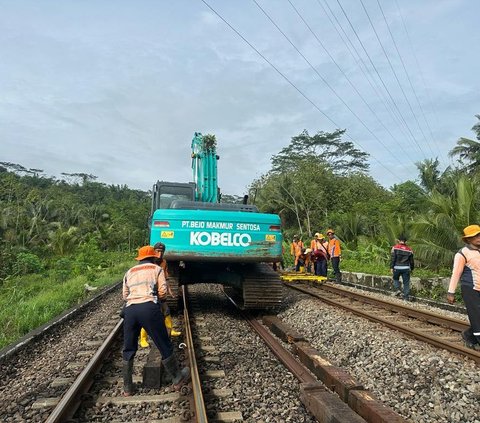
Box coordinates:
[13,252,44,276]
[53,258,74,282]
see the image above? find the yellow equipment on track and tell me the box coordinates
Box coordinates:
[280,272,327,284]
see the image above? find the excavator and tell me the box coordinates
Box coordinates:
[149,132,283,310]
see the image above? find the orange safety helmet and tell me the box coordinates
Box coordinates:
[135,245,160,261]
[326,229,334,235]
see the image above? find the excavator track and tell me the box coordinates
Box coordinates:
[224,263,283,309]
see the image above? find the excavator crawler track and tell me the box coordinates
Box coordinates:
[225,263,283,309]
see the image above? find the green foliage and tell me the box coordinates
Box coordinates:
[0,166,150,283]
[449,115,480,174]
[13,252,44,276]
[0,260,131,348]
[343,238,390,266]
[270,129,369,174]
[388,181,426,215]
[202,134,217,151]
[53,258,74,282]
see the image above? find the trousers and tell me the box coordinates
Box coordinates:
[123,301,173,361]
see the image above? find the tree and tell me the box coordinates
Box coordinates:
[412,176,479,269]
[415,158,442,193]
[449,114,480,174]
[389,181,426,215]
[271,129,369,174]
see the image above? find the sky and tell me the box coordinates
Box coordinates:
[1,0,478,195]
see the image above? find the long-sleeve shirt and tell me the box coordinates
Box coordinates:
[390,243,414,270]
[123,262,167,306]
[448,246,480,292]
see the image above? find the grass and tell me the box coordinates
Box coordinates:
[0,260,132,349]
[340,258,451,279]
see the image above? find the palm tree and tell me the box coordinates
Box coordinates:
[413,176,479,269]
[449,115,480,173]
[415,158,441,193]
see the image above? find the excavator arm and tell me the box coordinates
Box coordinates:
[191,132,219,203]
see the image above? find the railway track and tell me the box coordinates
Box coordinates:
[285,280,480,364]
[4,277,478,422]
[40,286,205,422]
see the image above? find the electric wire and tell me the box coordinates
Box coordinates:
[252,0,405,164]
[359,0,435,158]
[286,0,416,162]
[394,0,444,156]
[317,0,413,146]
[335,0,428,158]
[376,0,440,156]
[198,0,401,179]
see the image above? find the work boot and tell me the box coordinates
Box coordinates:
[122,359,135,396]
[162,354,190,390]
[165,315,181,337]
[462,329,479,350]
[139,328,149,348]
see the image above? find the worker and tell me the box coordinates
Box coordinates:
[139,243,181,347]
[390,235,414,300]
[447,225,480,350]
[290,235,304,272]
[302,248,313,273]
[311,233,329,276]
[326,229,342,283]
[122,245,190,396]
[154,242,181,337]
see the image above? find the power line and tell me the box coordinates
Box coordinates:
[286,0,416,162]
[375,0,440,156]
[316,0,413,146]
[335,0,428,158]
[252,0,408,164]
[198,0,401,179]
[359,0,436,158]
[394,0,443,147]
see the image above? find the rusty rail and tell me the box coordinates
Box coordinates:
[287,282,480,364]
[322,283,468,332]
[182,285,208,423]
[45,319,123,423]
[241,310,316,383]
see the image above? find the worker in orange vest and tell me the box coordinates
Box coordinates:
[326,229,342,283]
[122,245,189,395]
[290,235,304,272]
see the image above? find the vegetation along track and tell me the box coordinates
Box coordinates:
[286,281,480,364]
[0,287,124,422]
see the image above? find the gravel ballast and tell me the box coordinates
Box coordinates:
[279,286,480,423]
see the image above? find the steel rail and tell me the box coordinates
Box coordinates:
[322,283,468,332]
[182,286,208,423]
[288,283,480,364]
[45,318,124,423]
[241,310,316,383]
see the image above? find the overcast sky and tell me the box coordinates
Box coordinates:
[1,0,478,195]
